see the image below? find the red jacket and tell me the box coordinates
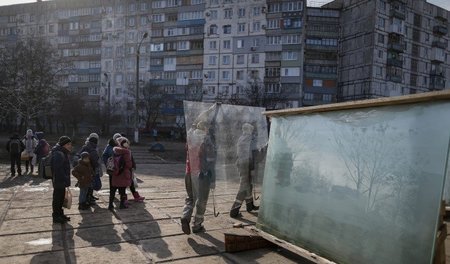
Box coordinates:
[111,147,132,187]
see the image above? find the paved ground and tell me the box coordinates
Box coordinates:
[0,143,310,264]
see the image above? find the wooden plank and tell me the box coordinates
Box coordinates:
[224,232,275,253]
[433,223,447,264]
[264,90,450,117]
[249,227,337,264]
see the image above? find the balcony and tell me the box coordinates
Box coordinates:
[431,47,446,63]
[390,8,406,20]
[430,76,446,90]
[388,41,406,52]
[433,25,448,35]
[387,74,402,83]
[390,24,404,35]
[387,58,403,67]
[430,67,445,77]
[432,39,448,49]
[435,9,448,22]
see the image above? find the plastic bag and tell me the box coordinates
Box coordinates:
[63,188,72,209]
[132,172,138,188]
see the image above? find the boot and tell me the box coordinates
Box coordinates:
[230,202,242,218]
[181,217,191,235]
[78,202,90,210]
[87,189,96,205]
[108,190,115,210]
[246,201,259,212]
[132,192,145,202]
[119,195,128,209]
[30,165,34,174]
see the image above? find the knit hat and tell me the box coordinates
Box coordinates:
[88,133,99,140]
[116,136,129,147]
[80,152,90,159]
[58,136,72,146]
[88,137,98,144]
[113,133,122,141]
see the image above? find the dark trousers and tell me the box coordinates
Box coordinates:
[52,187,65,219]
[10,154,21,175]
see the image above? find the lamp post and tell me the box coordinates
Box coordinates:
[103,73,111,135]
[135,32,148,144]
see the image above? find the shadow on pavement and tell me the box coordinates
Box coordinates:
[0,174,48,188]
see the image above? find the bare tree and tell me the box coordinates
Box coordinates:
[0,38,69,131]
[141,81,166,132]
[226,77,288,110]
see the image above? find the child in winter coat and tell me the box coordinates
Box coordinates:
[71,152,94,210]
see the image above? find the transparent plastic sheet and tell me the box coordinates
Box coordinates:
[257,102,450,264]
[183,101,268,211]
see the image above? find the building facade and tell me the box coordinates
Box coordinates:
[325,0,450,100]
[0,0,448,132]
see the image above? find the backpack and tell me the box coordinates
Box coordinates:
[106,155,115,173]
[112,154,126,175]
[9,139,21,154]
[40,151,54,179]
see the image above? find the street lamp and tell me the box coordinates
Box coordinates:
[135,32,148,144]
[103,73,111,135]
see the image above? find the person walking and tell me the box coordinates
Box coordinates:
[72,152,94,210]
[229,123,259,218]
[22,129,38,174]
[180,120,216,234]
[109,137,133,210]
[51,136,72,224]
[34,132,50,170]
[5,133,25,176]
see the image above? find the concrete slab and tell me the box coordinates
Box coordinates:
[0,230,63,257]
[68,242,149,263]
[0,250,65,264]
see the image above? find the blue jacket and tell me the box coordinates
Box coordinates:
[51,144,71,189]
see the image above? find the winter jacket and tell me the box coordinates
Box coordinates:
[51,144,71,189]
[111,146,132,187]
[22,136,38,156]
[5,135,25,154]
[79,141,100,171]
[187,128,215,176]
[71,159,94,188]
[101,138,116,165]
[34,139,50,159]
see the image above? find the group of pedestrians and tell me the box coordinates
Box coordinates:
[6,121,262,231]
[5,129,50,176]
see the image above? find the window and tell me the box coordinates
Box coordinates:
[222,71,230,80]
[237,39,244,48]
[209,25,218,35]
[238,8,246,17]
[251,54,259,63]
[210,10,218,19]
[253,7,261,16]
[304,93,314,101]
[209,40,217,49]
[224,9,233,19]
[237,70,244,80]
[49,24,55,33]
[223,40,231,49]
[238,23,246,33]
[237,54,245,64]
[253,21,261,32]
[223,25,231,34]
[282,51,298,60]
[128,17,135,27]
[323,94,332,102]
[178,41,189,50]
[267,19,280,29]
[223,55,231,65]
[206,71,216,80]
[378,33,384,44]
[378,17,384,28]
[313,79,323,87]
[253,38,260,47]
[208,56,217,65]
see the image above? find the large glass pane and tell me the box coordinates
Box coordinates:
[183,101,268,195]
[258,101,450,264]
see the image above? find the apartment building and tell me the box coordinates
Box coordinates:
[303,7,339,105]
[324,0,449,100]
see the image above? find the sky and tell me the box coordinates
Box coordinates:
[0,0,449,9]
